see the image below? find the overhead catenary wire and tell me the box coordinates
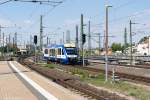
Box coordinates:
[1,0,149,44]
[89,0,137,20]
[42,0,67,18]
[13,0,63,4]
[0,0,12,5]
[91,7,150,28]
[17,0,67,35]
[0,0,67,47]
[0,0,59,5]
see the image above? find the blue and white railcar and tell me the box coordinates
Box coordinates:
[43,44,78,64]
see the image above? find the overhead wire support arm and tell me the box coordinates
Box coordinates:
[0,0,64,5]
[45,0,63,3]
[13,0,63,4]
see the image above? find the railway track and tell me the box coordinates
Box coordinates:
[63,64,150,86]
[19,57,127,100]
[89,61,150,69]
[27,56,150,85]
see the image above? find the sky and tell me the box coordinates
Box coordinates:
[0,0,150,48]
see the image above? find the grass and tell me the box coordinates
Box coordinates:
[83,74,150,100]
[68,68,89,79]
[38,63,56,69]
[38,63,150,100]
[64,68,150,100]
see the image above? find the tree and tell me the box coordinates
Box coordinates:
[111,43,123,52]
[139,36,149,43]
[0,45,18,53]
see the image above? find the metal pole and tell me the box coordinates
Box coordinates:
[83,46,85,66]
[129,20,133,65]
[13,37,15,55]
[35,44,36,63]
[88,21,91,56]
[81,14,83,52]
[66,30,70,43]
[99,33,101,55]
[76,25,79,48]
[81,14,84,67]
[30,35,32,50]
[47,37,48,46]
[2,32,4,57]
[0,25,1,47]
[40,15,43,51]
[9,34,10,44]
[112,65,115,82]
[124,27,127,55]
[6,37,8,55]
[63,32,64,44]
[8,34,10,53]
[24,41,26,48]
[15,32,17,48]
[105,5,112,82]
[148,36,150,55]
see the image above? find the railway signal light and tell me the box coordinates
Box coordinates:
[34,35,37,44]
[82,34,86,45]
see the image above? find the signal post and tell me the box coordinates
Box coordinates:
[81,14,86,67]
[34,35,37,63]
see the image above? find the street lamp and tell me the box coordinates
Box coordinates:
[105,5,112,82]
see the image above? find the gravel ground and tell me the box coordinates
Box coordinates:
[88,63,150,78]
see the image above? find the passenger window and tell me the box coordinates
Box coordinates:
[45,49,48,54]
[58,49,61,55]
[49,49,52,56]
[53,49,55,56]
[62,49,64,55]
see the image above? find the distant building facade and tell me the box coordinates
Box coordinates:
[136,37,150,56]
[136,43,150,55]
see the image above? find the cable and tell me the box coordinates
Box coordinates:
[19,0,67,34]
[89,0,136,20]
[91,7,150,28]
[113,0,135,10]
[42,0,67,18]
[0,0,12,5]
[13,0,62,4]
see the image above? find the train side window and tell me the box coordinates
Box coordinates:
[49,49,51,56]
[45,49,48,54]
[51,49,52,56]
[49,49,50,56]
[58,48,61,55]
[51,49,53,56]
[52,49,55,56]
[52,49,54,56]
[62,49,64,55]
[55,49,57,56]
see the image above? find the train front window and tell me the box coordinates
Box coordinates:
[65,47,77,55]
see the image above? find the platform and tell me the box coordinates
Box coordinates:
[0,61,86,100]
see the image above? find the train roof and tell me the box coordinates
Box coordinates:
[46,44,64,48]
[46,43,76,49]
